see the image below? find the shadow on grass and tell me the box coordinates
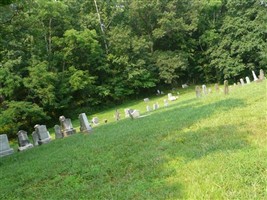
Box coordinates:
[96,98,249,198]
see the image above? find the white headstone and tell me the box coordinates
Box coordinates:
[0,134,14,157]
[164,99,168,107]
[252,70,258,81]
[245,76,251,84]
[92,117,99,125]
[202,85,207,95]
[131,110,140,118]
[79,113,92,133]
[240,78,245,86]
[168,93,177,101]
[146,105,151,112]
[144,98,149,103]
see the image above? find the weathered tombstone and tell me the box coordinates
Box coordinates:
[195,86,201,98]
[146,105,151,112]
[168,93,177,101]
[17,130,33,151]
[35,125,51,145]
[252,70,258,81]
[32,130,39,146]
[54,125,63,139]
[59,116,76,136]
[208,88,212,94]
[224,80,229,95]
[237,81,241,86]
[115,109,120,121]
[0,134,14,157]
[233,83,237,86]
[202,85,207,95]
[144,98,149,103]
[164,99,168,107]
[78,113,92,133]
[245,76,251,84]
[259,69,265,80]
[131,110,140,118]
[215,83,219,92]
[182,84,188,88]
[153,103,159,110]
[240,78,245,86]
[92,117,99,125]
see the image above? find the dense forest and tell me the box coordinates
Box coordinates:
[1,0,267,137]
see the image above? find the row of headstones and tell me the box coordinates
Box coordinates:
[195,70,265,97]
[0,113,93,157]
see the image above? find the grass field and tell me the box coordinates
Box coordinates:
[1,81,266,199]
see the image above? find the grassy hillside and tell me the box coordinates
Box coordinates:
[1,81,266,199]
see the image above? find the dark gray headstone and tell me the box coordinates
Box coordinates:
[32,131,39,146]
[0,134,14,157]
[17,130,33,151]
[54,125,63,139]
[115,110,120,121]
[35,125,51,145]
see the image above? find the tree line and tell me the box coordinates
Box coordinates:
[1,0,266,137]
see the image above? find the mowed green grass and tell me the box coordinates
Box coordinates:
[1,81,266,199]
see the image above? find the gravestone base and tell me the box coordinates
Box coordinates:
[38,138,51,145]
[80,128,91,133]
[18,144,34,151]
[63,129,76,137]
[0,148,14,157]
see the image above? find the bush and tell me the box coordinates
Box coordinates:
[0,101,50,138]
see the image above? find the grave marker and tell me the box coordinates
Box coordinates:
[79,113,92,133]
[224,80,229,95]
[0,134,14,157]
[17,130,33,151]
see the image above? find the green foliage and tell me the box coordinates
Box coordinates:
[0,101,49,137]
[0,0,267,133]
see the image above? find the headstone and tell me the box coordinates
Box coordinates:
[17,130,33,151]
[144,98,149,103]
[195,86,201,98]
[32,130,39,146]
[164,99,168,107]
[233,83,237,86]
[59,116,76,136]
[115,109,120,121]
[35,125,51,145]
[146,105,151,112]
[259,69,265,80]
[168,93,177,101]
[215,83,219,92]
[208,88,212,94]
[79,113,92,133]
[92,117,99,125]
[182,84,188,88]
[131,110,140,118]
[240,78,245,86]
[202,85,207,95]
[237,82,241,86]
[153,103,159,110]
[54,125,63,139]
[224,80,229,95]
[124,108,133,118]
[0,134,14,157]
[252,70,258,81]
[245,76,251,84]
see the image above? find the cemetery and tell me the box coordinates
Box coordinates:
[0,1,266,199]
[0,74,266,199]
